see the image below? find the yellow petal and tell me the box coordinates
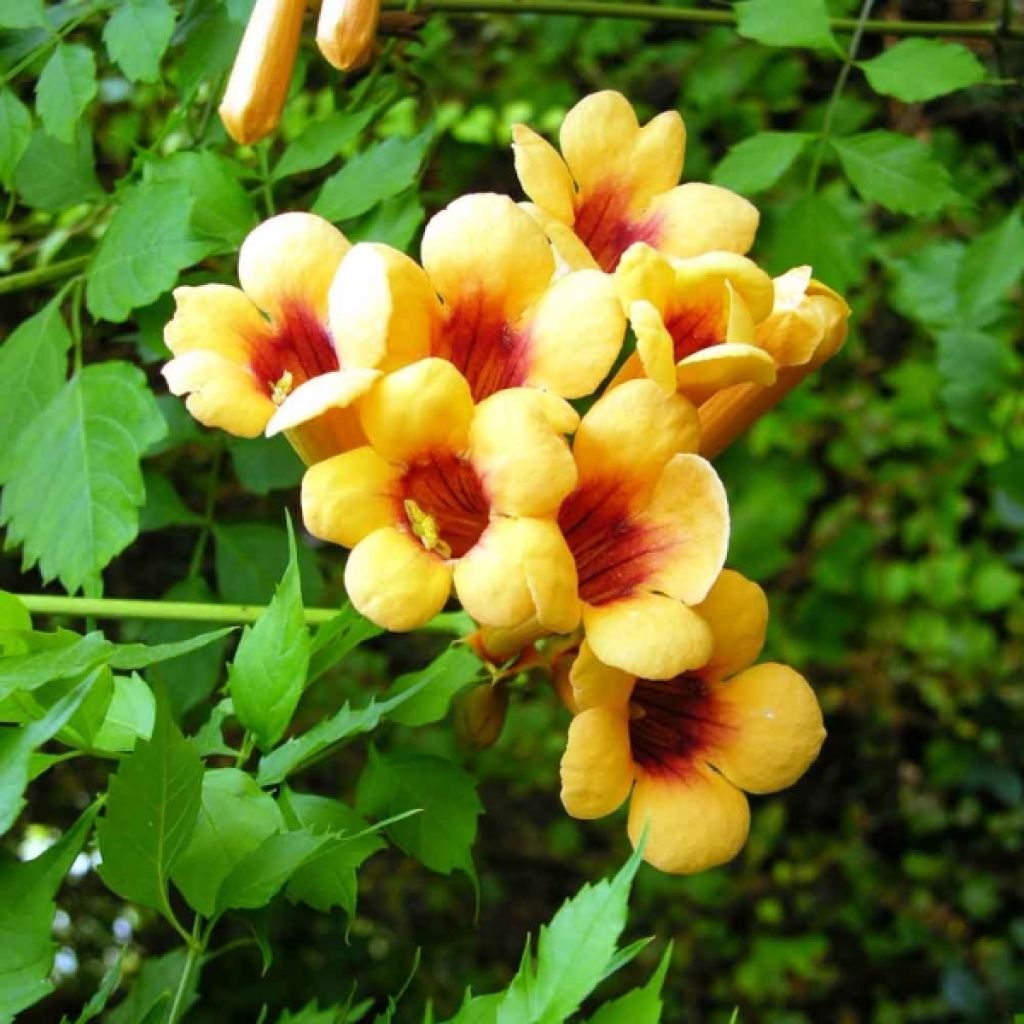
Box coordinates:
[511,124,576,225]
[756,268,851,368]
[162,351,272,437]
[694,569,768,680]
[329,243,439,373]
[560,706,634,819]
[238,212,351,322]
[522,205,600,273]
[359,358,474,464]
[469,389,578,517]
[569,640,635,711]
[559,91,643,202]
[422,193,554,320]
[629,109,686,206]
[301,446,401,548]
[521,269,627,399]
[284,408,365,466]
[616,242,675,314]
[644,183,759,259]
[642,454,729,606]
[344,526,453,631]
[671,251,775,326]
[316,0,380,71]
[265,368,380,436]
[583,593,713,681]
[164,284,264,364]
[710,663,826,795]
[630,300,677,395]
[628,764,750,874]
[674,344,777,404]
[519,517,582,635]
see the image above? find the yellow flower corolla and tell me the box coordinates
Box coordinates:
[219,0,305,145]
[698,267,851,459]
[162,213,392,466]
[612,242,778,403]
[512,91,759,273]
[556,379,729,681]
[559,570,826,875]
[316,0,380,70]
[301,358,583,632]
[340,192,627,403]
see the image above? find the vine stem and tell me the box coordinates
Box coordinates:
[0,256,90,296]
[167,917,205,1024]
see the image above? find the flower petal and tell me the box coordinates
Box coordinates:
[694,569,768,680]
[559,91,643,201]
[359,358,474,464]
[164,284,265,364]
[569,640,635,711]
[583,592,713,681]
[511,124,576,225]
[630,300,677,394]
[672,251,775,326]
[344,526,453,631]
[162,351,272,437]
[301,446,401,548]
[709,663,826,795]
[560,705,634,819]
[755,268,851,368]
[643,183,759,259]
[627,763,750,874]
[266,368,380,436]
[616,242,676,314]
[470,389,578,517]
[674,343,777,404]
[523,203,601,272]
[238,212,351,321]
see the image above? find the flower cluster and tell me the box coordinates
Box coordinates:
[164,91,849,874]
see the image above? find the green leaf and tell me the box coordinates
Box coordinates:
[70,947,125,1023]
[0,88,33,189]
[0,361,167,594]
[228,523,310,750]
[0,805,98,1018]
[140,470,201,532]
[273,107,376,180]
[735,0,840,54]
[956,207,1024,322]
[172,767,284,916]
[346,191,426,252]
[57,663,115,749]
[442,992,503,1024]
[936,327,1013,433]
[228,434,304,494]
[106,949,198,1024]
[858,39,986,103]
[496,844,644,1024]
[886,241,965,327]
[92,672,155,752]
[711,132,814,195]
[308,605,383,685]
[356,749,482,879]
[0,297,72,481]
[0,631,109,703]
[103,0,176,83]
[13,126,102,212]
[96,695,203,917]
[831,131,960,216]
[86,180,212,322]
[586,944,673,1024]
[35,43,97,144]
[214,522,324,605]
[108,626,235,670]
[0,0,45,27]
[313,132,431,223]
[386,644,484,728]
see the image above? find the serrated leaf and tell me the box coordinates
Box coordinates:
[172,768,284,915]
[35,43,96,144]
[831,131,959,215]
[228,523,310,750]
[96,696,203,916]
[0,88,33,189]
[273,107,376,180]
[312,132,431,223]
[103,0,176,83]
[711,131,814,195]
[356,749,482,880]
[13,126,102,212]
[0,361,167,593]
[386,644,484,727]
[956,207,1024,322]
[0,297,72,480]
[440,992,503,1024]
[86,180,212,322]
[858,39,986,103]
[586,943,673,1024]
[735,0,840,54]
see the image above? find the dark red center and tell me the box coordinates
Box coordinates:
[401,452,490,558]
[664,304,727,362]
[573,183,663,273]
[248,301,339,398]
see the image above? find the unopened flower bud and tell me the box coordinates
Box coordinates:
[455,683,510,749]
[316,0,380,71]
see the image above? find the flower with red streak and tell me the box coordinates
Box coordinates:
[301,359,582,632]
[560,570,826,874]
[556,378,729,681]
[512,91,759,274]
[162,213,395,465]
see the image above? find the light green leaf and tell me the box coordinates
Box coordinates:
[228,523,310,750]
[86,180,212,322]
[313,132,431,223]
[586,944,673,1024]
[858,39,986,103]
[711,132,814,195]
[172,768,284,916]
[0,592,31,633]
[92,672,155,753]
[831,131,959,215]
[356,749,482,880]
[13,126,103,212]
[96,696,203,916]
[441,992,503,1024]
[735,0,840,54]
[0,88,33,189]
[0,297,72,481]
[35,43,97,144]
[108,626,235,670]
[386,644,484,727]
[214,522,324,605]
[273,107,376,180]
[956,207,1024,322]
[0,0,45,27]
[103,0,176,83]
[0,361,167,594]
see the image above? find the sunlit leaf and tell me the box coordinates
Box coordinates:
[385,644,484,728]
[711,132,814,195]
[735,0,840,54]
[103,0,176,83]
[858,39,986,103]
[273,108,376,180]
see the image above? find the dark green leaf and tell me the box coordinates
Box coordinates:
[386,644,484,727]
[70,947,125,1023]
[886,241,965,327]
[13,126,102,212]
[108,627,235,670]
[0,88,33,188]
[936,327,1013,433]
[273,108,376,180]
[858,39,986,103]
[308,604,383,685]
[228,434,304,495]
[0,631,109,703]
[346,191,426,252]
[140,470,201,532]
[106,949,198,1024]
[35,43,97,144]
[735,0,840,54]
[214,522,324,605]
[711,132,814,195]
[103,0,176,83]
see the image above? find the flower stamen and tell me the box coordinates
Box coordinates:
[404,498,452,559]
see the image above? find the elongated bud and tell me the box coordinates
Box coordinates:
[219,0,305,145]
[455,683,510,749]
[316,0,380,71]
[698,267,850,460]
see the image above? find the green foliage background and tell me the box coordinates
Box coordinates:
[1,0,1022,1021]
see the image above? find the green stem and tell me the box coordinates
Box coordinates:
[0,256,90,296]
[234,731,256,769]
[381,0,1023,39]
[167,917,205,1024]
[807,0,876,193]
[258,145,275,216]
